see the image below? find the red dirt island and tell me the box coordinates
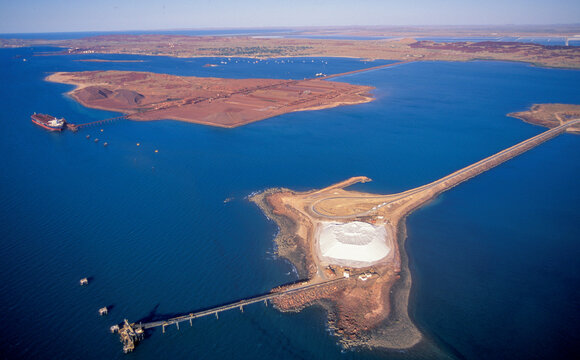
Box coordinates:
[46,70,375,128]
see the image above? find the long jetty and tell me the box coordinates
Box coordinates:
[322,61,409,80]
[115,276,350,353]
[67,115,128,131]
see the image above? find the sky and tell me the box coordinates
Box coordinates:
[0,0,579,34]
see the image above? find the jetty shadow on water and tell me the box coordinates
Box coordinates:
[135,303,163,324]
[132,277,312,325]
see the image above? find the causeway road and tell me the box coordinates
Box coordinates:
[311,119,580,219]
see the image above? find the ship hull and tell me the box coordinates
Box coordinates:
[31,118,63,131]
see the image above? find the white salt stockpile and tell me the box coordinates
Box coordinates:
[318,221,391,267]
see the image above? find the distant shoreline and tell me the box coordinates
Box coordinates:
[3,32,579,69]
[75,59,145,63]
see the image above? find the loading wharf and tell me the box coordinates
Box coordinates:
[65,115,128,132]
[114,276,351,353]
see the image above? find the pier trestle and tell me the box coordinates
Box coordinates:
[67,115,129,132]
[114,277,349,353]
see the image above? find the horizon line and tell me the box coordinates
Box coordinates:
[2,23,580,36]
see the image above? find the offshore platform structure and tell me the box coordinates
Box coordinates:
[112,320,144,353]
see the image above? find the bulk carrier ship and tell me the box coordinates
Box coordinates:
[31,113,66,131]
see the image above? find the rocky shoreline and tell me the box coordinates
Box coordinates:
[250,188,313,279]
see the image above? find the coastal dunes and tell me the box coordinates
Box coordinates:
[46,70,375,128]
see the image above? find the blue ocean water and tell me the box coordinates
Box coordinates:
[0,46,578,360]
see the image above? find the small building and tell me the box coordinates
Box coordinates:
[99,307,108,316]
[343,269,351,278]
[79,278,88,286]
[358,273,373,281]
[324,266,336,278]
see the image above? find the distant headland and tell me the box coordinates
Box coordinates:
[508,103,580,134]
[3,26,580,69]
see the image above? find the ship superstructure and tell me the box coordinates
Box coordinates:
[31,113,65,131]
